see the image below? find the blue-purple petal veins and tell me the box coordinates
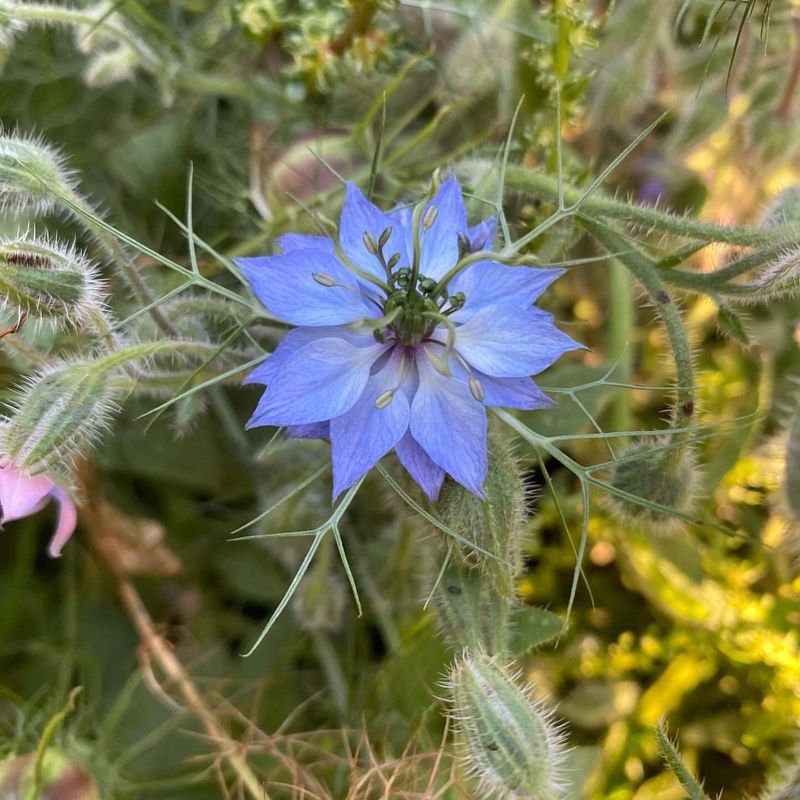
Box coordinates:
[236,177,582,501]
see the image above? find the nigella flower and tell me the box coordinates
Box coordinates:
[0,456,77,557]
[237,176,581,501]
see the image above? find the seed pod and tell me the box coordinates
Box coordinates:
[4,360,119,472]
[0,234,103,326]
[0,132,76,216]
[447,652,567,800]
[608,438,699,530]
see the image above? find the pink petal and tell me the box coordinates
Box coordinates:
[46,485,78,559]
[0,462,53,522]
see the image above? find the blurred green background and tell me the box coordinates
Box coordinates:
[0,1,799,797]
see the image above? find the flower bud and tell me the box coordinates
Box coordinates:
[763,187,800,228]
[431,562,507,653]
[0,234,103,326]
[752,245,800,302]
[447,652,567,800]
[5,360,119,472]
[435,433,527,593]
[608,439,699,530]
[760,750,800,800]
[0,132,76,216]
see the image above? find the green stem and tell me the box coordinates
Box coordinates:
[582,218,695,430]
[608,258,634,432]
[502,163,796,247]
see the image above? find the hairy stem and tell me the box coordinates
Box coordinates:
[582,218,696,430]
[503,163,795,247]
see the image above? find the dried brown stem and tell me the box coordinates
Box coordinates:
[79,465,269,800]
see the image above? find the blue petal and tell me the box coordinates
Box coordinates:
[468,217,497,251]
[330,349,411,498]
[409,347,487,497]
[237,250,379,326]
[419,176,468,280]
[247,337,386,427]
[276,233,336,256]
[455,306,583,378]
[245,326,372,386]
[286,422,329,439]
[449,263,565,322]
[339,182,410,281]
[395,433,445,501]
[448,356,556,410]
[479,375,556,410]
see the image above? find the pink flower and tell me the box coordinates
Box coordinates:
[0,459,77,558]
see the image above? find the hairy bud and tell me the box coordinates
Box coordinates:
[431,563,506,653]
[759,746,800,800]
[608,439,699,530]
[0,131,77,216]
[84,45,138,87]
[446,652,567,800]
[752,246,800,302]
[0,234,103,326]
[5,360,120,472]
[435,433,527,594]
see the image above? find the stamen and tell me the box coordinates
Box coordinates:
[450,349,485,403]
[312,272,337,287]
[378,226,393,248]
[362,231,379,256]
[375,389,394,409]
[422,204,439,230]
[373,352,411,408]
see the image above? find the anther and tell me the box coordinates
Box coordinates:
[468,375,485,402]
[422,204,439,230]
[312,272,337,287]
[375,390,395,409]
[362,231,379,255]
[378,226,393,248]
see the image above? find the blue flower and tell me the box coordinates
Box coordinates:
[236,176,581,501]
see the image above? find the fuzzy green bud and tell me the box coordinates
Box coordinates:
[431,563,503,652]
[608,439,699,529]
[0,234,103,326]
[759,751,800,800]
[5,360,120,472]
[435,432,527,594]
[447,652,567,800]
[0,132,76,216]
[752,245,800,302]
